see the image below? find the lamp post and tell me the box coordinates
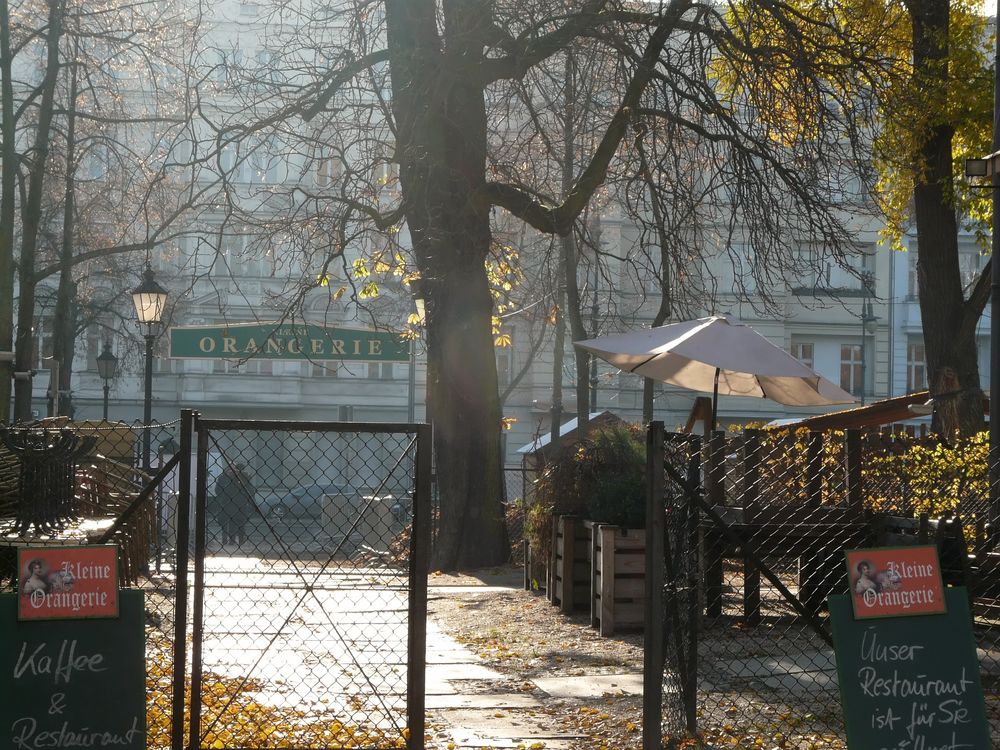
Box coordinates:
[859,272,879,405]
[95,342,118,421]
[407,295,426,423]
[131,268,168,473]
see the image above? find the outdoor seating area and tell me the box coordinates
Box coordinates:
[0,419,169,586]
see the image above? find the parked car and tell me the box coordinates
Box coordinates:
[257,484,406,521]
[259,483,360,522]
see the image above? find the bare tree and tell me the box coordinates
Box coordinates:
[0,0,209,423]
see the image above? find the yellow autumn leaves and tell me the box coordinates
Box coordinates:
[144,632,407,749]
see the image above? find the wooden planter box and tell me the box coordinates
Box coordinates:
[591,524,646,636]
[549,515,592,613]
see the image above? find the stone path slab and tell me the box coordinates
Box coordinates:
[425,693,548,710]
[439,708,585,749]
[532,672,643,699]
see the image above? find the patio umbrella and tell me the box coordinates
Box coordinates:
[573,315,857,426]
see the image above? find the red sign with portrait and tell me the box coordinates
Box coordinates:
[17,545,119,621]
[845,545,946,619]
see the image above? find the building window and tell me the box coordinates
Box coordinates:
[959,247,985,291]
[790,341,814,369]
[154,357,177,374]
[34,318,54,370]
[316,152,342,187]
[907,339,927,393]
[367,362,394,379]
[312,361,339,377]
[840,344,862,396]
[497,351,511,387]
[792,243,831,289]
[212,359,273,375]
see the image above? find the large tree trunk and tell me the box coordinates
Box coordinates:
[909,0,984,438]
[387,0,508,569]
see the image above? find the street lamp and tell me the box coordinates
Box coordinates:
[858,272,879,405]
[407,295,426,423]
[131,268,168,472]
[860,301,879,404]
[95,342,118,421]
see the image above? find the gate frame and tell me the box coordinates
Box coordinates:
[170,411,432,750]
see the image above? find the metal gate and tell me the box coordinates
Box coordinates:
[644,423,872,748]
[172,411,431,750]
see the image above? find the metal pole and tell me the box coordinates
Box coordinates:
[589,258,598,410]
[142,331,154,472]
[407,339,416,422]
[860,311,866,406]
[991,25,1000,529]
[170,409,195,750]
[102,382,109,420]
[642,421,666,750]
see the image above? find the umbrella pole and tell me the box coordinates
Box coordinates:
[711,367,720,430]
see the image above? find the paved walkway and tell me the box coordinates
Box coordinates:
[425,576,642,749]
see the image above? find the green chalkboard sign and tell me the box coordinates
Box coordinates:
[830,587,990,749]
[0,590,146,749]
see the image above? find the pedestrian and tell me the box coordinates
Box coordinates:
[216,462,255,548]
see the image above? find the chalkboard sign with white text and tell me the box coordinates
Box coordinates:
[0,590,145,750]
[829,587,990,750]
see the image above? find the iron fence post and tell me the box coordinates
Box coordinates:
[171,409,195,750]
[189,421,210,747]
[408,423,432,750]
[643,421,665,750]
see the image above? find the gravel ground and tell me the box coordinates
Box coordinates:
[427,566,648,750]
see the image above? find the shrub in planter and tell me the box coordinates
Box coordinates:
[589,472,645,529]
[579,424,646,528]
[529,442,590,563]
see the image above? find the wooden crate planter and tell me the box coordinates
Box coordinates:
[592,524,646,636]
[549,515,592,613]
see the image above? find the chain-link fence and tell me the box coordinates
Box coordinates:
[1,413,430,750]
[503,464,531,565]
[0,417,182,747]
[649,424,1000,749]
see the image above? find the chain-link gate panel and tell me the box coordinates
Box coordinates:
[186,419,429,750]
[657,431,701,740]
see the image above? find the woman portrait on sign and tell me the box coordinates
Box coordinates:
[854,560,880,595]
[21,558,49,595]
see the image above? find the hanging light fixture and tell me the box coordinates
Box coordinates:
[131,268,169,327]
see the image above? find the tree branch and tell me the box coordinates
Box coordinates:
[478,1,611,83]
[961,256,992,340]
[481,0,690,235]
[298,49,391,122]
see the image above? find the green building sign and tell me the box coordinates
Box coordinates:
[169,323,410,362]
